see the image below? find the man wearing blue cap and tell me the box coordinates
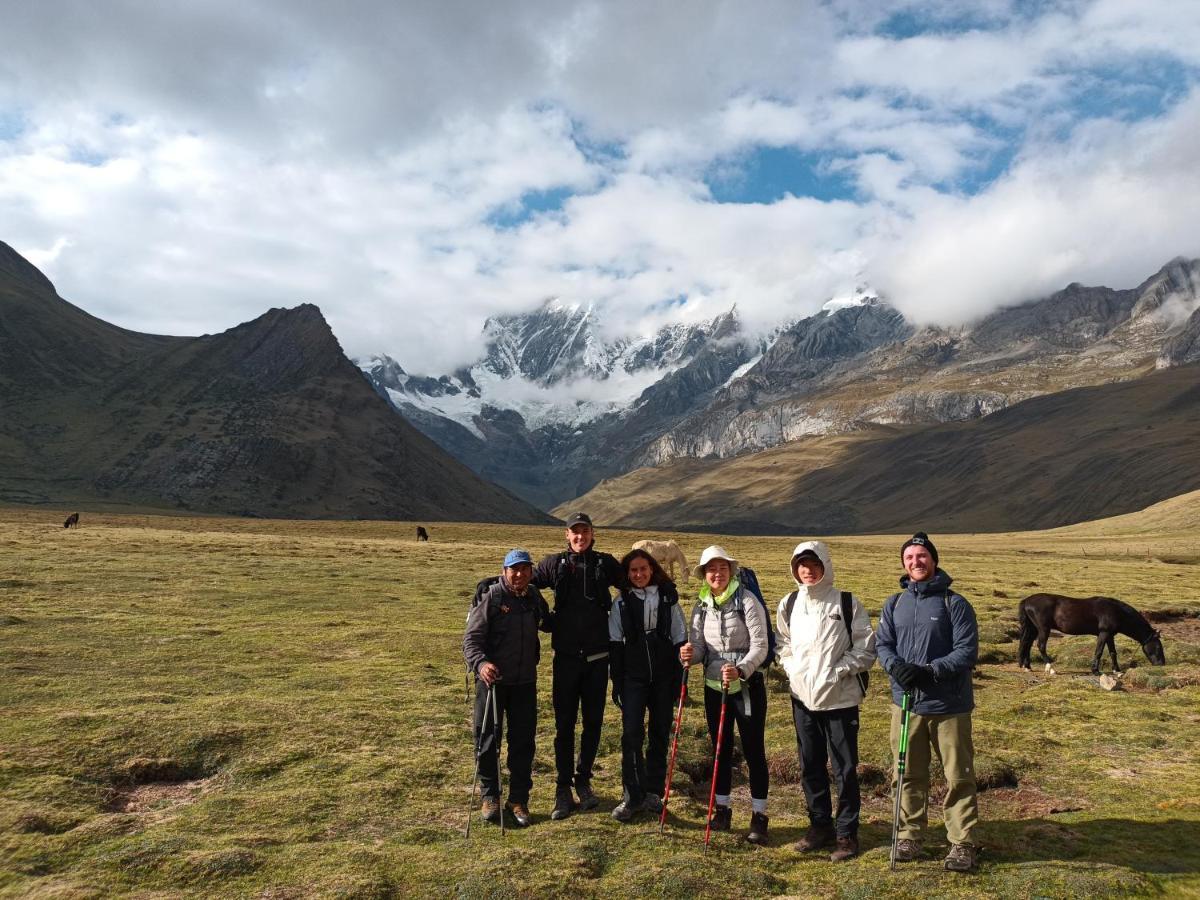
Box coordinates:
[463,549,550,827]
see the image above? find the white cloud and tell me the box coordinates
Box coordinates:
[1,0,1198,377]
[870,92,1200,324]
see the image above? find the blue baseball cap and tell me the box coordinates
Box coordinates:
[503,549,533,568]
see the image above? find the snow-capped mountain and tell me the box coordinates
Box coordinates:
[361,258,1200,513]
[361,301,745,435]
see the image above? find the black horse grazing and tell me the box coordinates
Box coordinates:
[416,526,429,542]
[1018,593,1165,674]
[63,513,80,529]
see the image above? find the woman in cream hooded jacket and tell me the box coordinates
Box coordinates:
[776,540,876,858]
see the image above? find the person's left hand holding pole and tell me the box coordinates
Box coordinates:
[479,661,500,685]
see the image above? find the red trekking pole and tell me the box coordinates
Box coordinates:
[703,682,729,853]
[660,666,689,833]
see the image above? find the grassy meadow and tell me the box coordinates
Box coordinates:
[2,503,1199,898]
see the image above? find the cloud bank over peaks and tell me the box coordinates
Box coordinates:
[1,0,1198,374]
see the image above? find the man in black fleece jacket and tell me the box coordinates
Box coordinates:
[463,549,550,827]
[533,512,622,820]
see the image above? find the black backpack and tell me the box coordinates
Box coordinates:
[782,589,869,696]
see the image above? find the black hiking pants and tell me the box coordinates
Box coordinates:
[619,668,682,803]
[552,653,609,789]
[792,698,861,836]
[704,673,769,800]
[474,679,536,805]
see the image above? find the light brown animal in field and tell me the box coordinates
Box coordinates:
[631,539,690,584]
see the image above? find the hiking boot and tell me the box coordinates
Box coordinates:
[642,793,663,815]
[891,838,921,863]
[944,842,979,873]
[830,835,859,862]
[550,788,576,821]
[575,780,599,811]
[480,796,501,824]
[746,812,769,846]
[708,805,732,832]
[504,801,531,828]
[793,823,836,852]
[611,797,639,823]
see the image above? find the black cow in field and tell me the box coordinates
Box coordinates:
[1018,593,1166,674]
[63,513,80,529]
[416,526,429,542]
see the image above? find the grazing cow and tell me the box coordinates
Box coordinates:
[416,526,429,542]
[63,513,80,529]
[1018,593,1166,674]
[630,539,689,584]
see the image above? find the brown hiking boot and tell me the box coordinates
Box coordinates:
[793,823,836,852]
[480,796,501,824]
[944,842,978,872]
[891,838,921,863]
[746,812,769,845]
[830,835,859,861]
[504,801,531,828]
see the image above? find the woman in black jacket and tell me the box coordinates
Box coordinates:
[608,548,688,821]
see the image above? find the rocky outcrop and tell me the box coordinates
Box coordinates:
[1157,306,1200,369]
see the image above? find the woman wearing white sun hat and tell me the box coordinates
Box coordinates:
[679,545,771,845]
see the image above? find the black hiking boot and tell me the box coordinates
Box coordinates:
[747,812,769,845]
[944,841,979,872]
[550,788,576,821]
[575,780,599,811]
[830,834,859,861]
[611,796,640,823]
[793,823,835,852]
[708,805,732,832]
[642,793,663,815]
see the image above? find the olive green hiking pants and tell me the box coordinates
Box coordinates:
[890,706,979,845]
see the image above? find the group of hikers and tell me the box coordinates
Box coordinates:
[462,512,981,872]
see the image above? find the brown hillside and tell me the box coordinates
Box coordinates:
[0,240,555,524]
[559,363,1200,534]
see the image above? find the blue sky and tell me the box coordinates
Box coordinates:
[1,0,1199,372]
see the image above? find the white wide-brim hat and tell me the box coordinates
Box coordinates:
[692,544,739,581]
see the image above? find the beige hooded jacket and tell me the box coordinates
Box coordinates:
[776,540,876,711]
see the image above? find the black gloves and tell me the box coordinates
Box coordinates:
[891,661,938,692]
[890,661,922,691]
[915,666,938,691]
[612,684,623,709]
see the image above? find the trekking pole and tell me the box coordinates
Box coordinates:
[890,691,913,871]
[703,682,729,853]
[660,666,689,833]
[465,683,493,837]
[492,683,505,837]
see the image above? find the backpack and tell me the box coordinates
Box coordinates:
[699,567,778,667]
[782,589,869,696]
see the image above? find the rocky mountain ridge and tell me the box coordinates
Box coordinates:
[0,240,553,523]
[363,257,1200,511]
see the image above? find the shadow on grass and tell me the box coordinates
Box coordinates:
[834,816,1200,875]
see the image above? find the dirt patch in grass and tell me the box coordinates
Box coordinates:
[105,776,217,815]
[103,756,222,817]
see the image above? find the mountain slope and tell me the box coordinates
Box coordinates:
[0,240,554,523]
[557,362,1200,535]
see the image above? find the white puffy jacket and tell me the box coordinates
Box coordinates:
[776,540,877,712]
